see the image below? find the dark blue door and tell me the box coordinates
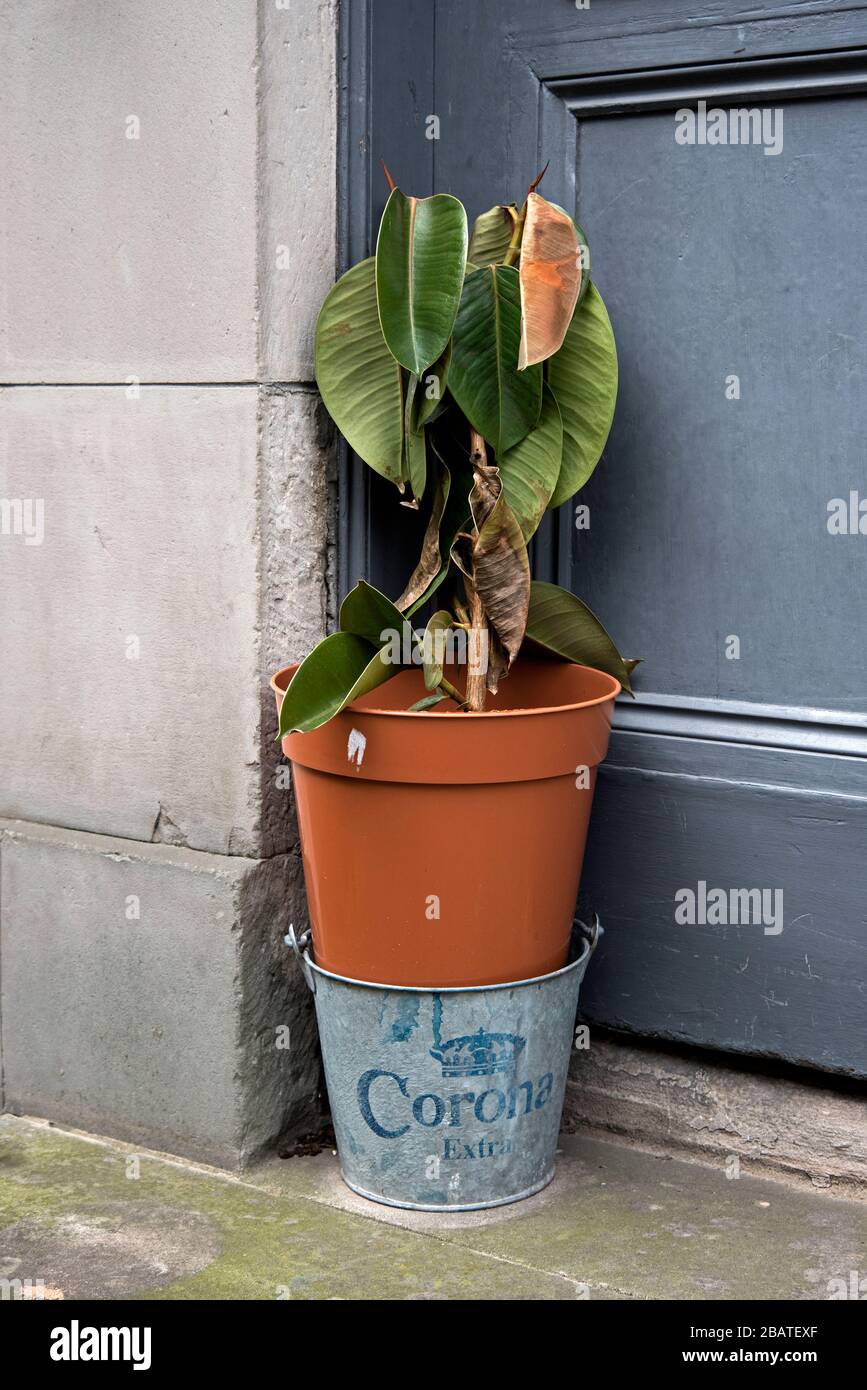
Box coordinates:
[341,0,867,1076]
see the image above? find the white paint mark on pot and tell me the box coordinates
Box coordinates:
[347,729,366,768]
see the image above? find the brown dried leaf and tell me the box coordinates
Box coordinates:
[396,464,449,611]
[471,480,531,669]
[485,627,510,694]
[517,192,582,370]
[450,454,531,695]
[468,460,501,531]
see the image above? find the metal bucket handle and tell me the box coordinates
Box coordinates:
[284,924,316,993]
[285,915,602,995]
[576,912,603,956]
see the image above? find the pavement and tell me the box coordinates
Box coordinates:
[1,1113,864,1300]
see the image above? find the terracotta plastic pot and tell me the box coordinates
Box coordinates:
[271,659,619,988]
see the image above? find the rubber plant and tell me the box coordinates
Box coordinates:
[279,167,636,738]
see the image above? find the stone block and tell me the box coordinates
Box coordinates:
[0,819,320,1168]
[0,0,259,382]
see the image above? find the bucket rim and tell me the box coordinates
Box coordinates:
[293,929,593,996]
[341,1170,554,1212]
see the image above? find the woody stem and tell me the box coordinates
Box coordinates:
[464,429,490,713]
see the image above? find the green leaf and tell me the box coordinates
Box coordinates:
[422,610,453,690]
[412,343,451,429]
[546,283,618,509]
[498,383,563,541]
[574,221,591,310]
[315,258,404,486]
[524,580,635,695]
[277,632,396,736]
[280,581,422,734]
[407,692,449,712]
[339,580,413,650]
[404,425,427,503]
[467,204,518,265]
[449,266,542,454]
[403,377,427,503]
[375,188,468,375]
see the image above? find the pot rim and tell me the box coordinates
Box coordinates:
[270,662,621,720]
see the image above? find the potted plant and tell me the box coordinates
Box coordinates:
[272,169,636,987]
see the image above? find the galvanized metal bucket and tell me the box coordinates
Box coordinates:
[286,919,601,1212]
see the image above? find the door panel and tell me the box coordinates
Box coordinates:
[574,96,867,710]
[342,0,867,1074]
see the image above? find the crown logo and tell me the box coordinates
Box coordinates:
[429,1028,526,1078]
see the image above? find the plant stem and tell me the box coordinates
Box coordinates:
[503,166,546,268]
[502,208,525,268]
[464,584,488,712]
[464,428,490,713]
[406,626,467,711]
[436,675,469,710]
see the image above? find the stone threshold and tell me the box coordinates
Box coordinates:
[566,1031,867,1198]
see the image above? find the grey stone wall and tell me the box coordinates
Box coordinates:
[0,0,338,1166]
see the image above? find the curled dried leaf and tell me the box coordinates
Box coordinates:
[396,462,449,611]
[453,460,531,679]
[472,487,531,669]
